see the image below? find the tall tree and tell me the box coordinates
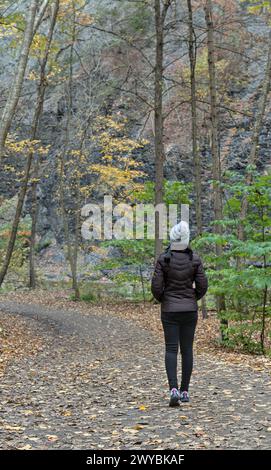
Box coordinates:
[187,0,207,318]
[29,0,60,288]
[204,0,226,333]
[187,0,202,235]
[58,0,80,300]
[238,30,271,244]
[0,0,59,288]
[154,0,172,261]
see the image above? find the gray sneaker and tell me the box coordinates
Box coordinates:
[179,391,190,402]
[169,388,180,407]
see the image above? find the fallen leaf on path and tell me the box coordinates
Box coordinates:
[3,424,24,432]
[133,424,145,430]
[123,427,139,434]
[47,435,58,442]
[61,410,72,416]
[17,444,32,450]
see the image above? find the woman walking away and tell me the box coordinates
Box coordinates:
[151,221,208,407]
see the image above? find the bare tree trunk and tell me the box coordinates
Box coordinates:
[34,0,50,35]
[0,1,59,288]
[29,0,59,288]
[260,202,268,355]
[139,265,146,303]
[73,176,81,299]
[187,0,207,318]
[154,0,171,261]
[59,154,80,300]
[59,1,80,300]
[187,0,202,235]
[29,159,39,288]
[204,0,227,336]
[238,30,271,243]
[261,283,268,354]
[0,0,38,157]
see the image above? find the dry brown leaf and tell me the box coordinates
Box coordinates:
[47,434,58,442]
[3,424,24,432]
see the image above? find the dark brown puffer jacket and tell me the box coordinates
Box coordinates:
[151,248,208,312]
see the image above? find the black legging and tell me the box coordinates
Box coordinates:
[161,311,198,391]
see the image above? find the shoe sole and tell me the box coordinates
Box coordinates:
[169,397,180,407]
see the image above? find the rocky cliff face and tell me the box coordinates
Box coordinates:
[0,1,270,284]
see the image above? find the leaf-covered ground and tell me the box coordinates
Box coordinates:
[0,312,43,376]
[1,290,270,371]
[0,293,270,450]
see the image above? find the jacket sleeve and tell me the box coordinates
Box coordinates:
[151,256,165,302]
[194,258,208,300]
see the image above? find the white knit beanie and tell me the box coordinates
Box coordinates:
[169,220,190,250]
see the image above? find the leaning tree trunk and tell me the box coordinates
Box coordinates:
[204,0,227,338]
[0,0,38,158]
[187,0,207,318]
[29,0,60,288]
[0,1,59,288]
[154,0,171,261]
